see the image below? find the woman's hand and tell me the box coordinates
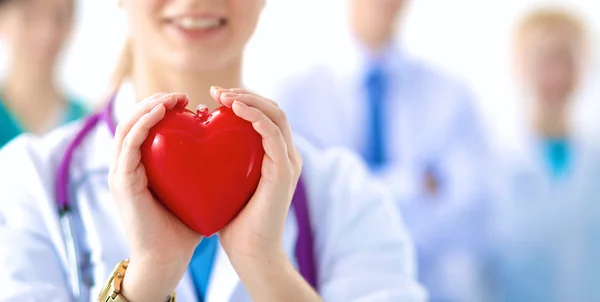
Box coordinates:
[212,87,320,301]
[213,87,301,264]
[108,93,201,302]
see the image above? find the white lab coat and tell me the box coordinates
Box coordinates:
[0,84,427,302]
[270,35,494,302]
[488,130,600,302]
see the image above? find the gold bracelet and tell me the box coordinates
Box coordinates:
[97,259,176,302]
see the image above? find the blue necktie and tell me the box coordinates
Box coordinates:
[364,65,388,169]
[189,235,219,301]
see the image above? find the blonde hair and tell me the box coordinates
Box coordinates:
[514,7,588,50]
[108,38,133,94]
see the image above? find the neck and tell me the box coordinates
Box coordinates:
[3,60,61,107]
[352,26,394,55]
[349,13,396,55]
[532,108,569,139]
[131,57,243,112]
[1,60,64,134]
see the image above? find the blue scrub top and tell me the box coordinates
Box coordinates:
[0,97,88,148]
[543,138,571,179]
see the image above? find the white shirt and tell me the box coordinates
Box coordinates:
[0,84,426,302]
[270,36,496,302]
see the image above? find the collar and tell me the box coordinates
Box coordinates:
[327,27,408,85]
[112,81,137,127]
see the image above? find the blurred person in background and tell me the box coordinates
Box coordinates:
[273,0,495,301]
[0,0,87,148]
[488,7,600,302]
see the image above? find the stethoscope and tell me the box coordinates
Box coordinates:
[55,99,116,302]
[54,96,318,301]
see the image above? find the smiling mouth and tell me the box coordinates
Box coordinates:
[168,16,227,31]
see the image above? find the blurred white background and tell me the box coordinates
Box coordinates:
[5,0,598,145]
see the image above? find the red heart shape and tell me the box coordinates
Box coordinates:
[141,106,264,236]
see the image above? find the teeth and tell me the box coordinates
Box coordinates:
[173,17,221,30]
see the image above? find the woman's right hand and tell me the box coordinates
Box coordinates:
[108,93,202,301]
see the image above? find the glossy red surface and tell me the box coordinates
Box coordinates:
[141,106,264,236]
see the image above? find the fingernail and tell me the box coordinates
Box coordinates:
[168,93,182,99]
[222,92,239,98]
[152,104,164,112]
[232,100,246,108]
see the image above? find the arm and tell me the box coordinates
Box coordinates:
[303,145,427,301]
[229,251,320,302]
[0,136,72,301]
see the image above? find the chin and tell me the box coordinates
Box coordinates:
[171,50,239,73]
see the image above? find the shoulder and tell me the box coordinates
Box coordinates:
[269,63,342,105]
[574,134,600,154]
[402,57,476,104]
[574,136,600,173]
[0,122,84,219]
[0,122,84,171]
[404,57,466,88]
[0,121,84,183]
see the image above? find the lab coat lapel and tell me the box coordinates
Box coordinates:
[206,244,239,302]
[175,272,199,301]
[518,132,551,191]
[560,137,598,206]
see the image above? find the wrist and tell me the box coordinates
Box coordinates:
[232,251,320,301]
[229,246,288,270]
[232,249,292,285]
[120,258,182,302]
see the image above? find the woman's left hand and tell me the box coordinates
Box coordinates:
[210,87,302,265]
[208,87,320,302]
